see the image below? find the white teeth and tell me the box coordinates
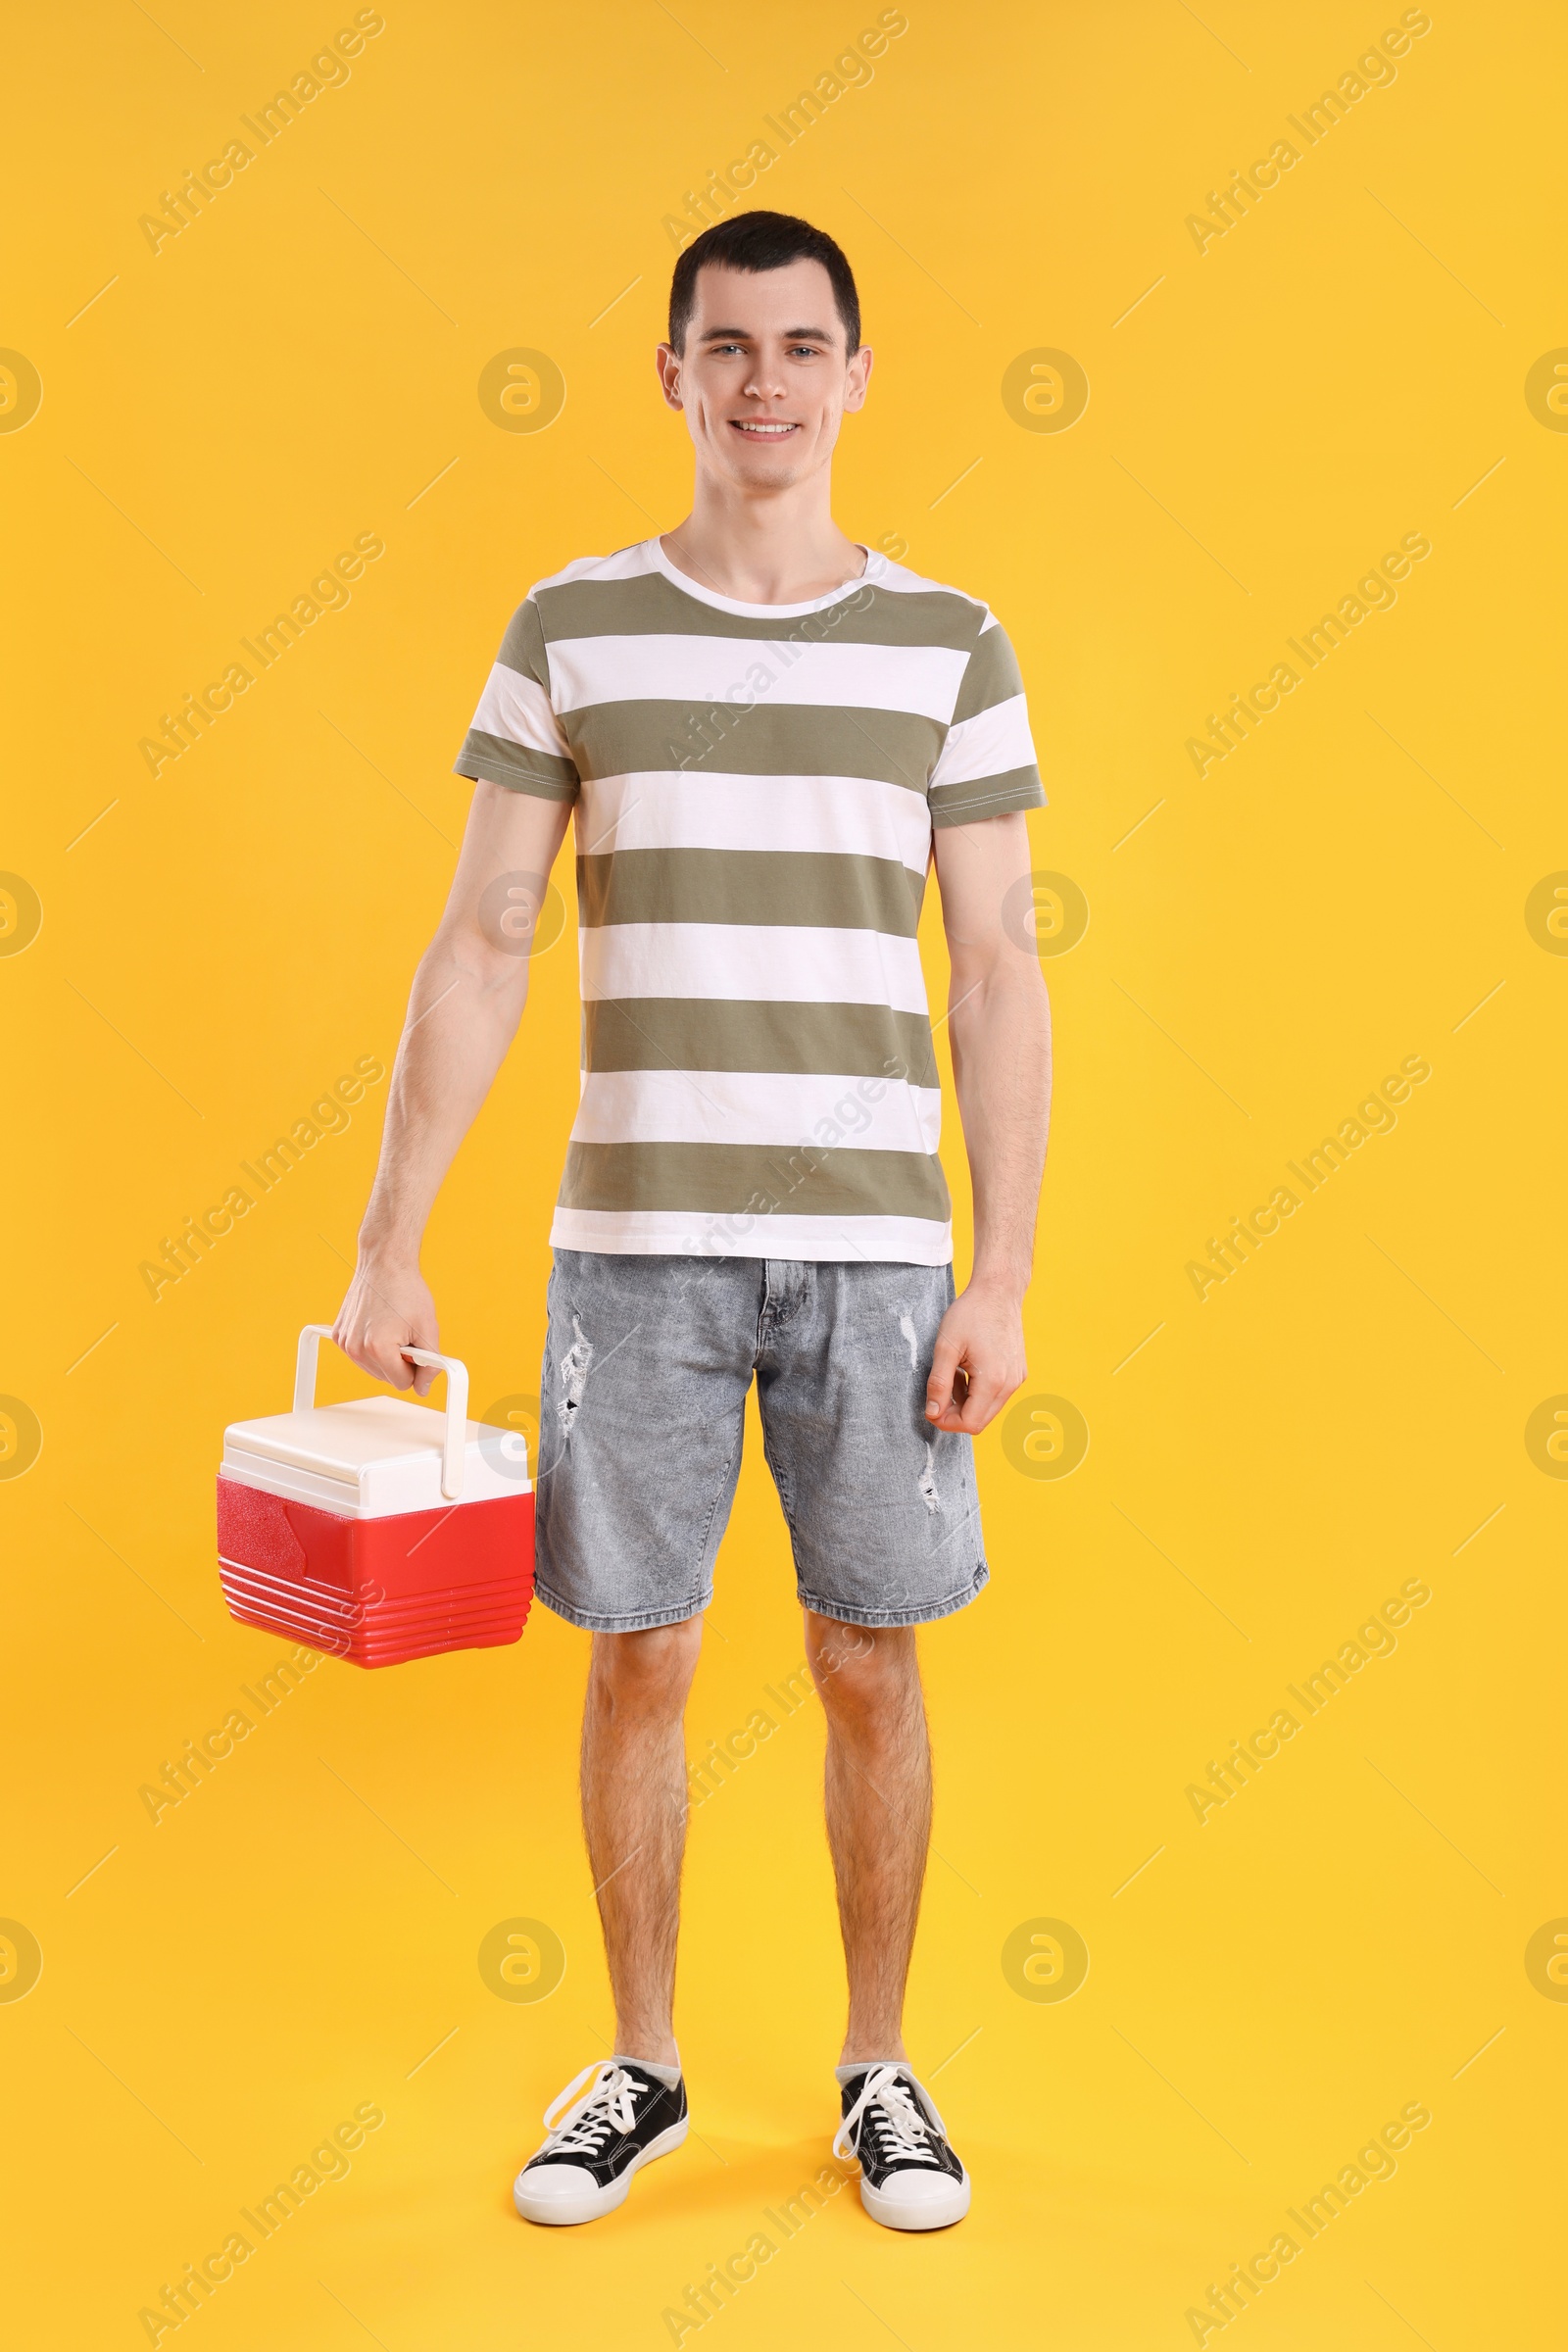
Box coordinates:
[734,422,794,434]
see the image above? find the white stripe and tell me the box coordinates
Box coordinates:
[471,662,573,760]
[872,557,990,619]
[547,633,967,723]
[571,1070,942,1152]
[579,923,930,1012]
[928,693,1036,791]
[578,771,932,872]
[529,543,654,593]
[551,1206,954,1265]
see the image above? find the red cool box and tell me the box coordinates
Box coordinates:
[217,1326,534,1667]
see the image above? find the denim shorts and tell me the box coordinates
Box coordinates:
[533,1251,988,1634]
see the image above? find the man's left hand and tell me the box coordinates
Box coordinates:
[924,1282,1028,1435]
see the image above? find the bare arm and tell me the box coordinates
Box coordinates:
[923,811,1052,1434]
[332,780,573,1393]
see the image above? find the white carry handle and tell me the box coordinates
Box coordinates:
[293,1326,469,1501]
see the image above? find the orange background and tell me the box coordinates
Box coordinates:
[2,2,1563,2345]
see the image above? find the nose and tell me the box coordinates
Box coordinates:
[740,364,789,405]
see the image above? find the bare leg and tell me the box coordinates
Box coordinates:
[579,1617,704,2067]
[806,1610,933,2066]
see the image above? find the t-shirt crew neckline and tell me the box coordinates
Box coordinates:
[648,533,883,617]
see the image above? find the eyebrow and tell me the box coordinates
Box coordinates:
[698,323,837,343]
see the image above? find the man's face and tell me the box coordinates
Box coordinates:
[658,258,871,490]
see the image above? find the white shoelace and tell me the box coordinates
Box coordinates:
[537,2062,648,2158]
[833,2064,945,2169]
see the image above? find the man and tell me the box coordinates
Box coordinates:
[333,209,1051,2232]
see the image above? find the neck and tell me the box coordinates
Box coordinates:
[662,468,865,605]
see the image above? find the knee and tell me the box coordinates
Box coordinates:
[590,1617,703,1716]
[807,1617,917,1727]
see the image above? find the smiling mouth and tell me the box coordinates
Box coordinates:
[729,419,799,438]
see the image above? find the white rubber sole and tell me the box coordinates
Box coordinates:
[513,2117,689,2226]
[858,2166,971,2231]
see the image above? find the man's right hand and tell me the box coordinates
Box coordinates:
[332,1257,440,1396]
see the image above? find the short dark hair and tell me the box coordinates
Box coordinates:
[668,211,860,357]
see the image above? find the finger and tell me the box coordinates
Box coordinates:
[330,1297,383,1379]
[924,1332,964,1423]
[957,1353,1027,1436]
[362,1323,416,1390]
[925,1362,1001,1436]
[957,1370,1007,1433]
[402,1311,442,1396]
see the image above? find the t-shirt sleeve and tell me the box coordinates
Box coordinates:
[452,596,581,802]
[926,614,1047,828]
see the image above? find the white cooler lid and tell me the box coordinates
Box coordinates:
[222,1396,531,1518]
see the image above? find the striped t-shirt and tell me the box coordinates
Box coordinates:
[454,535,1045,1265]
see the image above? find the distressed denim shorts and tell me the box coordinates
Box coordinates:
[533,1251,988,1634]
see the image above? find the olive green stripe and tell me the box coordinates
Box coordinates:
[584,999,938,1085]
[952,625,1025,723]
[567,699,941,788]
[536,570,989,652]
[578,847,924,936]
[560,1140,952,1221]
[453,728,578,795]
[929,766,1047,828]
[494,598,551,690]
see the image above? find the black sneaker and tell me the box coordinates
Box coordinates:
[513,2059,688,2225]
[834,2062,971,2230]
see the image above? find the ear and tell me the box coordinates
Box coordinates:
[655,343,685,412]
